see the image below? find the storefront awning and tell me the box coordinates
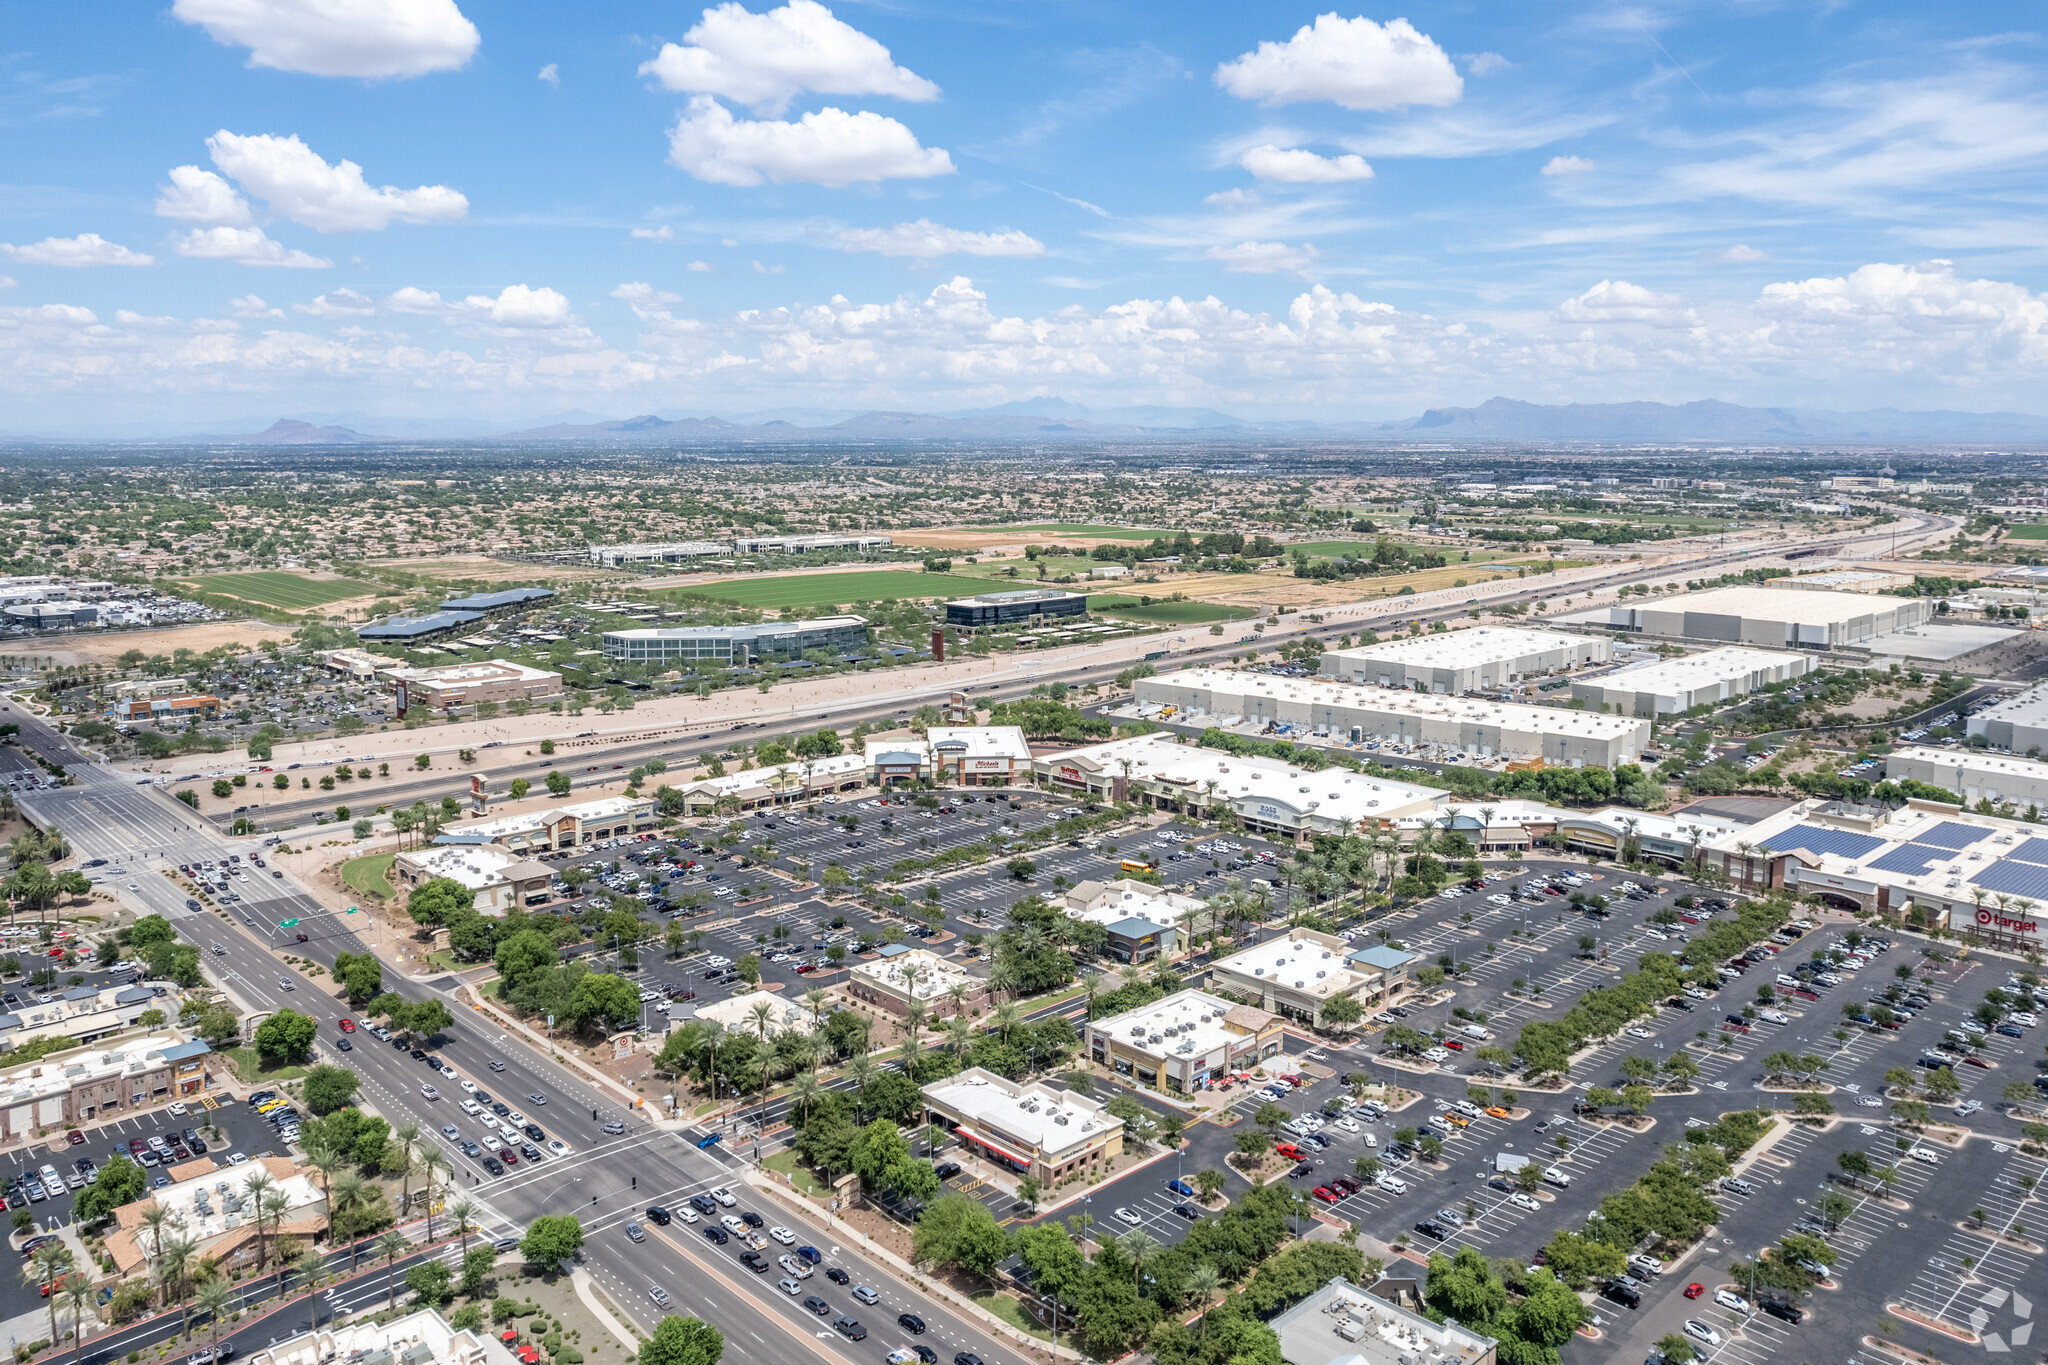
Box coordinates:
[954,1125,1034,1166]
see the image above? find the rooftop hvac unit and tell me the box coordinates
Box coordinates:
[1054,1115,1069,1126]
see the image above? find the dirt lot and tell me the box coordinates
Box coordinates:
[19,619,297,666]
[363,554,632,585]
[886,527,1154,552]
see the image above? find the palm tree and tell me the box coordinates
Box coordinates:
[1477,807,1497,855]
[904,998,929,1055]
[944,981,971,1021]
[992,1000,1023,1044]
[801,988,832,1032]
[157,1235,197,1330]
[57,1273,95,1365]
[262,1190,291,1272]
[1080,971,1103,1020]
[137,1201,172,1278]
[790,1072,823,1127]
[193,1278,234,1365]
[25,1241,73,1348]
[420,1149,451,1239]
[393,1120,421,1214]
[305,1148,342,1211]
[378,1230,409,1308]
[449,1199,477,1260]
[847,1053,875,1121]
[241,1169,278,1273]
[330,1172,372,1268]
[294,1249,324,1321]
[1185,1262,1221,1335]
[747,997,777,1043]
[1120,1228,1158,1290]
[943,1017,973,1064]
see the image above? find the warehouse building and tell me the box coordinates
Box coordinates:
[1968,683,2048,754]
[600,614,868,664]
[1886,746,2048,810]
[438,587,556,615]
[1319,626,1611,693]
[1764,569,1914,594]
[731,532,892,554]
[1568,645,1813,716]
[587,540,734,568]
[944,588,1089,628]
[1584,584,1930,647]
[1036,733,1451,838]
[1134,668,1650,767]
[358,610,485,644]
[386,659,564,714]
[1085,989,1285,1093]
[920,1068,1122,1185]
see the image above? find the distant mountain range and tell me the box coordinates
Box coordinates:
[11,395,2048,445]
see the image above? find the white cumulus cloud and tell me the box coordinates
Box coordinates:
[1702,244,1770,263]
[1206,240,1319,273]
[1215,14,1461,111]
[630,226,676,241]
[1238,144,1374,183]
[1541,154,1595,176]
[155,166,254,225]
[1,234,156,267]
[1464,52,1511,75]
[171,0,479,78]
[1758,259,2048,335]
[174,225,332,268]
[295,288,377,316]
[207,130,468,232]
[537,62,559,87]
[461,283,572,328]
[226,293,285,318]
[833,220,1045,259]
[687,260,714,272]
[638,0,938,116]
[386,286,445,312]
[1559,279,1695,326]
[663,95,953,186]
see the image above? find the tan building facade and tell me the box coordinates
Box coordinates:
[1086,990,1284,1093]
[920,1068,1123,1186]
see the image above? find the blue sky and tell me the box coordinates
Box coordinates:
[3,0,2046,431]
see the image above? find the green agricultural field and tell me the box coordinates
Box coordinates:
[1088,596,1254,624]
[2005,524,2048,539]
[648,568,994,611]
[180,571,379,609]
[970,523,1174,541]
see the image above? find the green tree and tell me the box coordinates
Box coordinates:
[406,877,472,928]
[546,771,572,797]
[912,1195,1014,1282]
[405,1260,452,1306]
[253,1008,317,1064]
[72,1154,144,1223]
[303,1065,360,1116]
[1537,1230,1625,1290]
[639,1316,724,1365]
[332,950,383,1005]
[518,1215,584,1265]
[1655,1334,1695,1364]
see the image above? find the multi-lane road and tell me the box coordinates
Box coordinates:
[8,710,1042,1365]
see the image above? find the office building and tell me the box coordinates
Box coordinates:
[0,1032,211,1139]
[0,982,170,1051]
[919,1067,1122,1185]
[844,947,987,1019]
[1319,627,1611,693]
[587,540,734,568]
[392,843,554,915]
[690,992,821,1039]
[3,600,102,627]
[106,1153,325,1278]
[385,659,564,714]
[1969,683,2048,754]
[1085,989,1285,1093]
[1887,746,2048,810]
[1568,646,1813,717]
[732,532,892,555]
[1036,733,1451,838]
[318,648,407,681]
[1209,928,1411,1026]
[237,1308,520,1365]
[1135,669,1650,767]
[864,726,1032,786]
[438,587,556,615]
[1583,584,1931,647]
[441,794,657,854]
[358,610,485,644]
[944,588,1089,629]
[1271,1277,1496,1365]
[600,615,868,664]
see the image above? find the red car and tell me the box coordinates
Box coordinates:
[1312,1186,1341,1204]
[499,1148,519,1165]
[64,1130,82,1146]
[1684,1283,1705,1300]
[1963,1055,1992,1069]
[338,1018,356,1032]
[1721,1022,1751,1034]
[1275,1143,1304,1160]
[1443,1039,1465,1051]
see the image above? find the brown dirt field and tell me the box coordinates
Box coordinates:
[362,554,632,584]
[25,620,296,666]
[886,527,1148,551]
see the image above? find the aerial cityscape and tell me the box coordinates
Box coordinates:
[0,8,2045,1365]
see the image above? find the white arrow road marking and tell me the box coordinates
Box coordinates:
[2014,1293,2032,1320]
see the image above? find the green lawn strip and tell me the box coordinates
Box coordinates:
[182,571,379,609]
[342,853,398,902]
[224,1046,309,1085]
[762,1148,831,1196]
[2006,524,2048,539]
[641,569,992,610]
[1087,597,1253,624]
[972,1292,1054,1341]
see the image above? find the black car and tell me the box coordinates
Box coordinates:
[802,1296,832,1316]
[738,1251,768,1273]
[933,1162,962,1180]
[704,1227,729,1244]
[482,1157,504,1176]
[524,1123,547,1141]
[492,1102,511,1116]
[954,1354,984,1365]
[689,1195,716,1215]
[410,1048,427,1060]
[833,1318,866,1342]
[646,1206,673,1225]
[824,1266,849,1284]
[1758,1297,1804,1324]
[1173,1202,1201,1220]
[898,1314,926,1335]
[906,1349,936,1365]
[1413,1220,1447,1239]
[1487,1178,1514,1193]
[737,1210,763,1228]
[1289,1161,1315,1179]
[1601,1281,1641,1309]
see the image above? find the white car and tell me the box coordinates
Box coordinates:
[1716,1289,1750,1313]
[1114,1206,1142,1226]
[675,1206,699,1222]
[1756,1009,1788,1024]
[1377,1174,1408,1194]
[1908,1147,1940,1164]
[1422,1047,1450,1062]
[720,1215,747,1233]
[1626,1027,1655,1040]
[768,1226,795,1245]
[1856,1095,1885,1107]
[1509,1192,1539,1211]
[1684,1321,1722,1347]
[460,1080,479,1094]
[460,1099,482,1115]
[168,1102,188,1117]
[707,955,732,969]
[709,1187,736,1206]
[1334,1117,1362,1134]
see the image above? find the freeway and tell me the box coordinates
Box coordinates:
[8,710,1045,1365]
[196,508,1961,834]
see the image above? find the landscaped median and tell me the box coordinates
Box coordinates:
[341,851,398,901]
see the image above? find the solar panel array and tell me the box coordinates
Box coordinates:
[1759,824,1887,860]
[1912,820,1990,851]
[1971,860,2048,900]
[1868,844,1948,876]
[2007,838,2048,866]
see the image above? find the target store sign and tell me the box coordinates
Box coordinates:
[1976,906,2041,939]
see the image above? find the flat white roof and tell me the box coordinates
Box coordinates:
[925,726,1032,761]
[1892,745,2048,781]
[1154,668,1645,738]
[1090,988,1252,1061]
[690,992,820,1037]
[1652,584,1906,625]
[1046,733,1449,824]
[446,795,648,838]
[401,844,520,891]
[1322,626,1597,669]
[1970,682,2048,731]
[921,1070,1119,1153]
[1212,929,1372,1001]
[387,660,559,685]
[686,751,865,795]
[849,948,979,1003]
[1586,645,1806,691]
[1768,570,1908,588]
